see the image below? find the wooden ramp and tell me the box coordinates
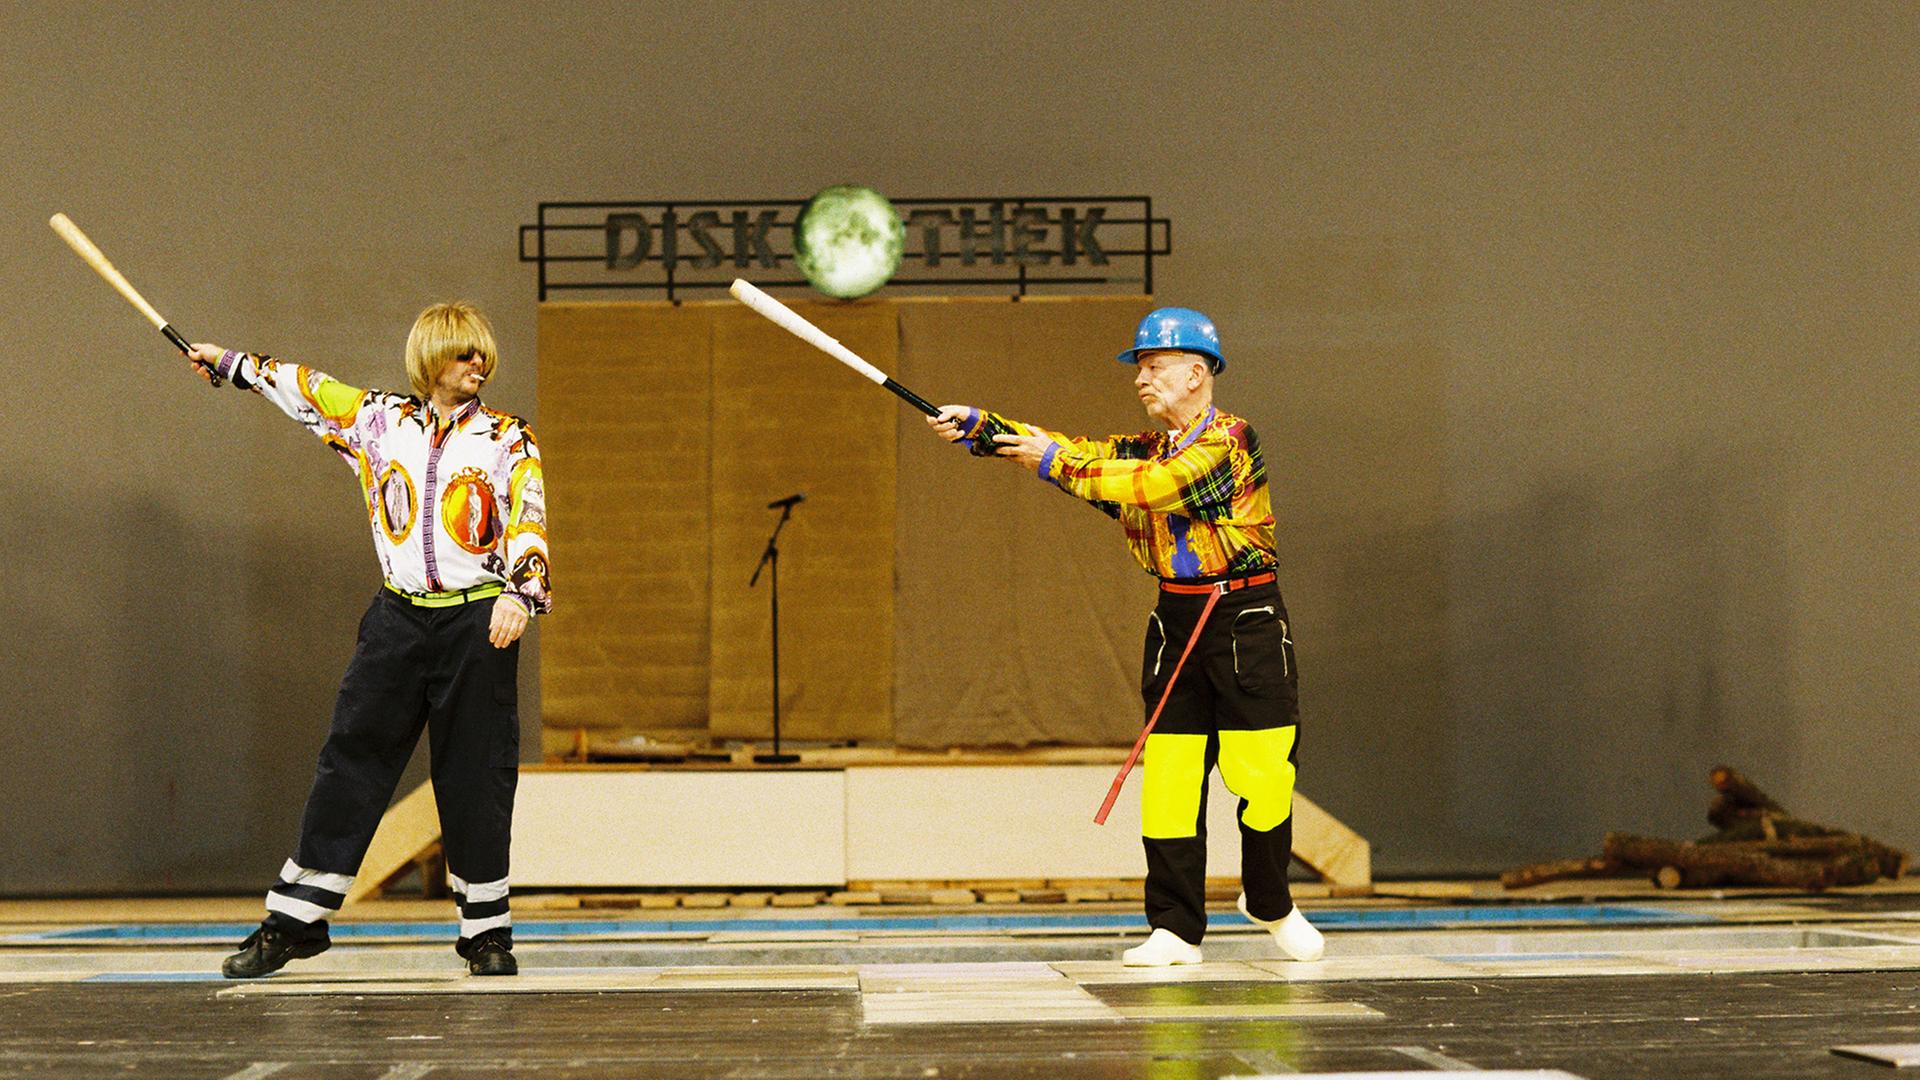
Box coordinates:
[345,781,441,905]
[1293,791,1373,891]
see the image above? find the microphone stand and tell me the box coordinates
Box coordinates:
[749,499,801,764]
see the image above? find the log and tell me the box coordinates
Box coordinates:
[1750,836,1895,881]
[1825,851,1889,888]
[1702,818,1908,878]
[1709,765,1786,813]
[1500,856,1627,890]
[1708,796,1803,832]
[1604,832,1851,890]
[1605,832,1685,868]
[1758,836,1864,857]
[1704,813,1826,842]
[1509,766,1904,895]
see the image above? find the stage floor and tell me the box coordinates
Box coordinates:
[3,890,1919,1078]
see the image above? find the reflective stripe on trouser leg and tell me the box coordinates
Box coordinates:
[449,872,512,938]
[1217,725,1299,922]
[1141,732,1212,945]
[264,859,353,927]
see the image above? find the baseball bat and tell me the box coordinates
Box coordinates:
[49,213,221,386]
[728,278,1005,456]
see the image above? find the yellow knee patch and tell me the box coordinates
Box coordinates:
[1140,733,1209,839]
[1216,727,1297,832]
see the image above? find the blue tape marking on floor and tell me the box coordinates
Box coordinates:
[21,904,1711,943]
[85,972,230,982]
[1317,904,1709,928]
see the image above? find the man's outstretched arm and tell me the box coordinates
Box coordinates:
[992,424,1233,516]
[188,344,369,471]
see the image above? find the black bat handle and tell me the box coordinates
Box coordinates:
[880,377,1000,456]
[162,323,223,387]
[880,377,941,419]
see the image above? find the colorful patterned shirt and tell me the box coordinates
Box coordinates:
[959,405,1275,581]
[215,351,552,613]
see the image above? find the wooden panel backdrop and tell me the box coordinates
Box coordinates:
[893,297,1156,747]
[536,303,713,752]
[707,301,897,742]
[538,296,1165,751]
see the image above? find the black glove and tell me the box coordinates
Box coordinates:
[966,413,1016,457]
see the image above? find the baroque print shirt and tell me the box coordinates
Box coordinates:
[215,351,552,614]
[958,405,1275,581]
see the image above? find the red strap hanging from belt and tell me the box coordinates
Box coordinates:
[1094,584,1224,825]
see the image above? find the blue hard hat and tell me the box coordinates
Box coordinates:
[1116,307,1224,372]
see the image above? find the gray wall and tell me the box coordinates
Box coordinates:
[2,1,1914,892]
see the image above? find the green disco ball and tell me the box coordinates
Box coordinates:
[793,184,905,299]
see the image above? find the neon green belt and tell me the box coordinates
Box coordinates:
[385,581,506,607]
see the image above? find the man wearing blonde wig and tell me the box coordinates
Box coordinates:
[188,303,551,978]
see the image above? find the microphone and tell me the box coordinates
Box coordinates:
[767,493,806,510]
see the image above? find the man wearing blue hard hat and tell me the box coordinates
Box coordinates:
[929,307,1323,967]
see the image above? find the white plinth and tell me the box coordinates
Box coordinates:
[845,765,1245,880]
[511,769,847,887]
[510,764,1249,887]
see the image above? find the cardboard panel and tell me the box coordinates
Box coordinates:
[536,303,713,737]
[893,297,1157,748]
[707,300,897,742]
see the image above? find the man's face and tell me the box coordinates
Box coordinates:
[435,351,488,403]
[1133,349,1207,424]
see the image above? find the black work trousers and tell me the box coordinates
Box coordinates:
[1138,580,1300,945]
[261,589,520,941]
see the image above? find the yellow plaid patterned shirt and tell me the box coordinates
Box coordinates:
[959,405,1276,580]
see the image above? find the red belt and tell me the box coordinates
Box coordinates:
[1159,571,1275,595]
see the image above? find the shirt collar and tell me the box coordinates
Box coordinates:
[425,396,484,431]
[1166,405,1215,456]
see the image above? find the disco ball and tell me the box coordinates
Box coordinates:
[792,184,905,300]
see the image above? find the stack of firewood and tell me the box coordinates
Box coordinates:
[1502,766,1910,891]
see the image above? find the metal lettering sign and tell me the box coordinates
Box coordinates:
[519,197,1171,301]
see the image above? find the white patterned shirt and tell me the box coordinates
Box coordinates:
[215,350,551,613]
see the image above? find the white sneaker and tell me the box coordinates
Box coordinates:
[1237,892,1325,962]
[1121,927,1203,967]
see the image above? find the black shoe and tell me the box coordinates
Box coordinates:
[221,923,330,979]
[457,928,517,976]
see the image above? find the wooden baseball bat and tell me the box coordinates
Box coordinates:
[729,278,940,414]
[728,278,1003,455]
[49,213,221,386]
